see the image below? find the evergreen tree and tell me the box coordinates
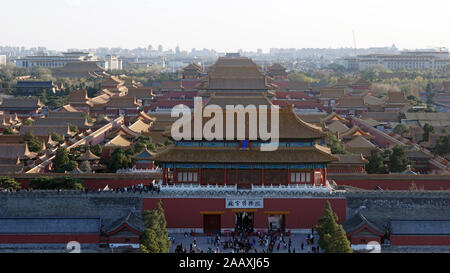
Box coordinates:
[29,176,84,190]
[0,176,21,190]
[316,201,352,253]
[433,135,450,156]
[51,132,64,144]
[24,132,43,153]
[90,144,102,156]
[108,147,135,172]
[141,200,171,253]
[3,127,14,135]
[141,229,161,253]
[421,123,435,143]
[326,134,346,154]
[316,201,339,250]
[389,146,410,173]
[393,124,409,135]
[22,119,32,126]
[155,200,171,252]
[366,152,388,174]
[52,147,70,173]
[328,224,353,253]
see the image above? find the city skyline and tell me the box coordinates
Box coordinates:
[1,0,449,52]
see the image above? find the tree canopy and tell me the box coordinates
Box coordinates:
[326,134,347,154]
[141,200,171,253]
[0,176,21,190]
[316,201,352,253]
[107,147,135,172]
[24,132,43,153]
[433,135,450,156]
[52,147,76,173]
[29,176,84,190]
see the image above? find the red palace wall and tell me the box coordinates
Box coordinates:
[142,197,346,231]
[331,175,450,190]
[390,235,450,246]
[15,178,158,191]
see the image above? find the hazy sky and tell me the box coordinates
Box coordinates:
[1,0,449,52]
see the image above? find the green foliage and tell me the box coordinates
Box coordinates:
[366,152,389,174]
[107,147,135,172]
[51,132,64,143]
[52,147,72,173]
[22,119,32,126]
[316,201,352,253]
[388,146,411,173]
[393,124,409,135]
[69,124,79,133]
[141,200,171,253]
[24,132,43,153]
[0,176,21,190]
[421,123,435,143]
[326,134,346,154]
[288,71,319,83]
[29,176,84,190]
[90,144,102,156]
[3,127,14,135]
[139,244,150,253]
[433,135,450,156]
[135,136,157,153]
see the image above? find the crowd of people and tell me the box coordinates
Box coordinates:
[1,182,162,194]
[172,229,321,253]
[89,183,161,194]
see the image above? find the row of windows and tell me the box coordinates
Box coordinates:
[177,172,198,182]
[290,172,311,183]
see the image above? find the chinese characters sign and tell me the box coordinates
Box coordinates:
[226,198,264,209]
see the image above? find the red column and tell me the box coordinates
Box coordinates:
[173,170,177,183]
[287,169,290,184]
[323,168,327,186]
[198,169,202,185]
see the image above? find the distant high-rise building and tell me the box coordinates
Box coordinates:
[147,45,153,52]
[175,45,180,55]
[354,49,450,71]
[0,55,6,66]
[158,45,163,52]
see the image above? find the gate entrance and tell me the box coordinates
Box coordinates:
[235,212,254,234]
[268,214,286,233]
[203,214,221,234]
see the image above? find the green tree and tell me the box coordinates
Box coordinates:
[389,146,410,173]
[141,228,161,253]
[51,132,64,143]
[393,124,409,135]
[366,152,389,174]
[433,135,450,156]
[22,119,32,126]
[141,200,171,253]
[107,147,135,172]
[0,176,21,190]
[69,124,79,133]
[90,144,102,156]
[326,134,346,154]
[3,127,14,135]
[421,123,435,143]
[52,147,71,173]
[24,132,43,153]
[316,201,352,253]
[29,176,84,190]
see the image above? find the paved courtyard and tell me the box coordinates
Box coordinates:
[169,232,322,253]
